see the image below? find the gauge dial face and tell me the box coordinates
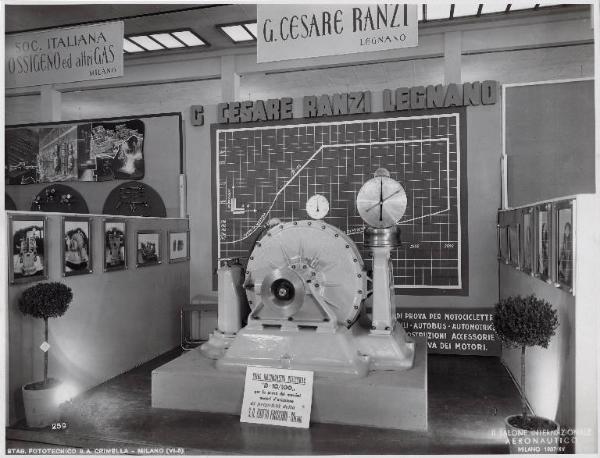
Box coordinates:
[356,176,407,228]
[306,194,329,219]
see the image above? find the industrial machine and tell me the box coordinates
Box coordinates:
[202,168,415,377]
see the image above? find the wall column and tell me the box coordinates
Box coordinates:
[443,31,462,85]
[221,55,240,102]
[40,85,61,122]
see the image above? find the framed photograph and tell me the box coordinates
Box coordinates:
[62,217,92,276]
[508,223,520,268]
[168,231,190,263]
[535,204,552,282]
[8,215,48,284]
[104,220,127,272]
[497,225,509,263]
[136,231,161,267]
[521,208,534,274]
[555,200,574,292]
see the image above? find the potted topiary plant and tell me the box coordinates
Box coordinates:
[493,294,560,454]
[18,281,73,428]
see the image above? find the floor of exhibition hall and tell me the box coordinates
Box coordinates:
[5,349,536,455]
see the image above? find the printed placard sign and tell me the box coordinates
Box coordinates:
[257,4,418,62]
[396,307,501,356]
[241,366,313,428]
[6,21,124,89]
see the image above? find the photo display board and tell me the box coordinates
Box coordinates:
[213,109,467,294]
[5,119,145,185]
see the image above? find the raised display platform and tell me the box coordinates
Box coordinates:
[151,337,427,431]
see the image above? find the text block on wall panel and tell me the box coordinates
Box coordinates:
[212,109,468,295]
[505,80,595,208]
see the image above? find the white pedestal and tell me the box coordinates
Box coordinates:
[152,337,427,431]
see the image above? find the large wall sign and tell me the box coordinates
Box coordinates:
[257,4,418,63]
[213,109,468,294]
[5,21,124,89]
[5,119,145,185]
[215,82,497,124]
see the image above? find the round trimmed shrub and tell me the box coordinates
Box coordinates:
[18,282,73,320]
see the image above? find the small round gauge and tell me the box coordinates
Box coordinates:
[357,170,407,228]
[306,194,329,220]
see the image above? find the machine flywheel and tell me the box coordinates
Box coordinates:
[245,220,367,329]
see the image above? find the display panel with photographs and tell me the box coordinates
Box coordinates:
[521,208,534,273]
[5,118,145,184]
[104,220,127,272]
[168,231,190,263]
[9,215,47,284]
[556,200,574,292]
[535,205,552,281]
[497,225,509,263]
[508,223,520,268]
[136,231,161,267]
[62,217,93,276]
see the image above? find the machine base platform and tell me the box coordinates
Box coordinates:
[152,337,427,431]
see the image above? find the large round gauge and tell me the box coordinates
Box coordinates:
[356,169,407,228]
[306,194,329,219]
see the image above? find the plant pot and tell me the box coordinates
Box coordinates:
[504,415,560,454]
[22,378,62,428]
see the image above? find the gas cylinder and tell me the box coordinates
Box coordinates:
[217,258,249,335]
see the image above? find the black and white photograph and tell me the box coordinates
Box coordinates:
[136,231,161,267]
[104,220,126,272]
[497,225,509,263]
[168,231,190,263]
[77,119,145,181]
[536,205,552,281]
[556,201,574,291]
[521,208,534,273]
[62,217,92,276]
[508,223,520,267]
[3,2,599,457]
[8,215,47,284]
[5,127,39,185]
[38,124,79,182]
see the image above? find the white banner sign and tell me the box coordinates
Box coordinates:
[257,4,418,63]
[5,21,124,89]
[240,366,314,428]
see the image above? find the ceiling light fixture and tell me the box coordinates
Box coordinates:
[123,29,207,54]
[217,22,258,43]
[171,30,206,47]
[123,38,145,53]
[150,33,186,49]
[128,35,165,51]
[453,3,477,18]
[424,4,450,21]
[221,25,254,42]
[244,23,258,38]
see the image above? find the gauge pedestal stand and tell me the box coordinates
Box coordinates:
[365,226,401,333]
